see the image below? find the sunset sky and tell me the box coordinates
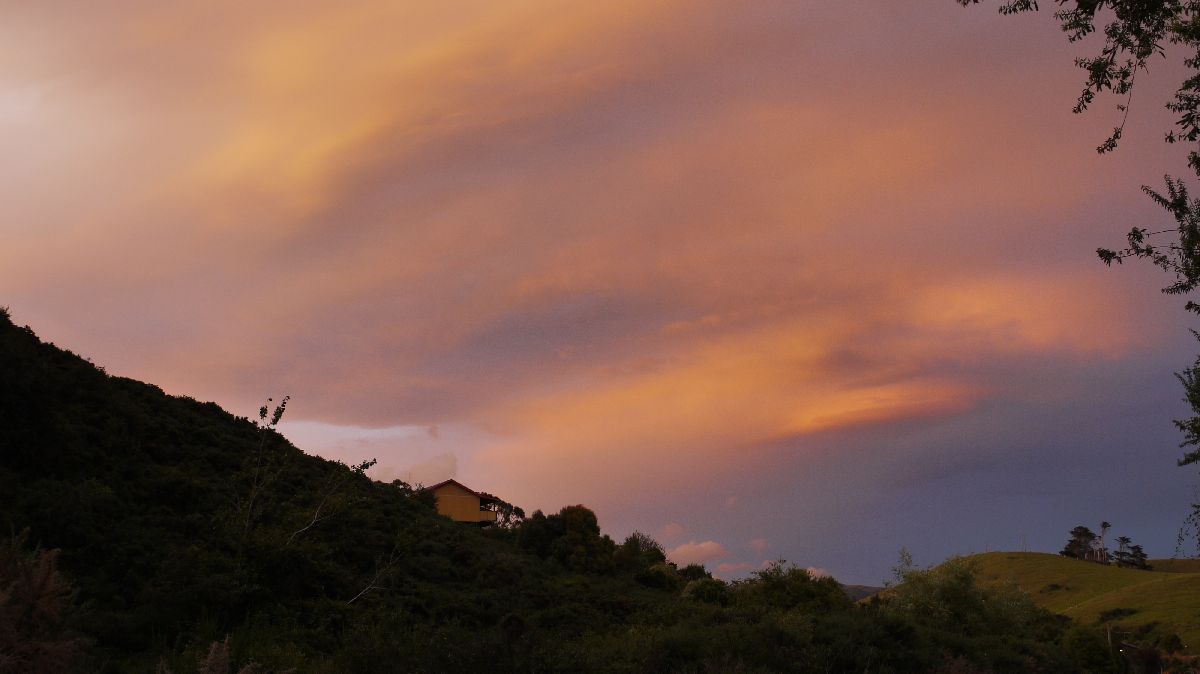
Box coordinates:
[5,1,1200,583]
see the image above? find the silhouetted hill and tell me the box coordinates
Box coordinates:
[840,583,883,601]
[0,309,1125,672]
[0,308,674,671]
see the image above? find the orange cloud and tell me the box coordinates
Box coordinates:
[668,541,730,566]
[0,0,1177,541]
[714,562,756,578]
[659,522,687,543]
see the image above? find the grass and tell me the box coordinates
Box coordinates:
[965,552,1200,651]
[1150,558,1200,574]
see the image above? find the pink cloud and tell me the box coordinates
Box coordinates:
[748,538,769,554]
[1,0,1181,565]
[715,562,756,577]
[658,522,686,543]
[668,540,730,566]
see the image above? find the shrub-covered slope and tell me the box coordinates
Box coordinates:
[0,310,697,671]
[0,310,1120,672]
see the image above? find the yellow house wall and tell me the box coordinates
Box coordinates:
[432,483,494,522]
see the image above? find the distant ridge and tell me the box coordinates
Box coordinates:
[840,583,883,601]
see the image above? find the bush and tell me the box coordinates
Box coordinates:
[733,561,851,613]
[613,532,666,574]
[682,577,728,605]
[677,563,710,582]
[634,563,681,590]
[0,533,88,672]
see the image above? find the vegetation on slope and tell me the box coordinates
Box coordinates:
[1150,559,1200,574]
[0,309,1129,672]
[967,552,1200,652]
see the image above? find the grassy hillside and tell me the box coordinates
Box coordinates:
[1151,558,1200,573]
[968,552,1200,650]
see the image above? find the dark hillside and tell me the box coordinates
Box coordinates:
[0,309,693,671]
[840,583,883,601]
[0,309,627,669]
[0,309,1120,673]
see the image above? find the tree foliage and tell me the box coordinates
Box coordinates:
[880,555,1111,672]
[1061,525,1098,559]
[613,531,668,573]
[1059,523,1153,568]
[0,532,87,673]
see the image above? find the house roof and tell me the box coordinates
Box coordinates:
[421,479,499,504]
[422,478,478,495]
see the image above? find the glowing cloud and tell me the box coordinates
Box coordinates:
[659,523,687,543]
[2,0,1187,582]
[668,541,730,566]
[715,562,756,577]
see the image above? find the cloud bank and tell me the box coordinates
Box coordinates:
[4,1,1194,581]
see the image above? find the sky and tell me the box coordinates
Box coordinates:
[5,1,1200,584]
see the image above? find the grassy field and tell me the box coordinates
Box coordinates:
[1150,558,1200,574]
[966,552,1200,651]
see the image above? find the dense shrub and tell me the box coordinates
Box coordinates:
[0,534,88,673]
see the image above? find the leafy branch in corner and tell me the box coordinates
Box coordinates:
[960,2,1200,538]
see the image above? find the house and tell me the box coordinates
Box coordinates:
[423,479,498,525]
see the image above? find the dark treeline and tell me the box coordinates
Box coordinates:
[1060,523,1152,570]
[0,309,1135,672]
